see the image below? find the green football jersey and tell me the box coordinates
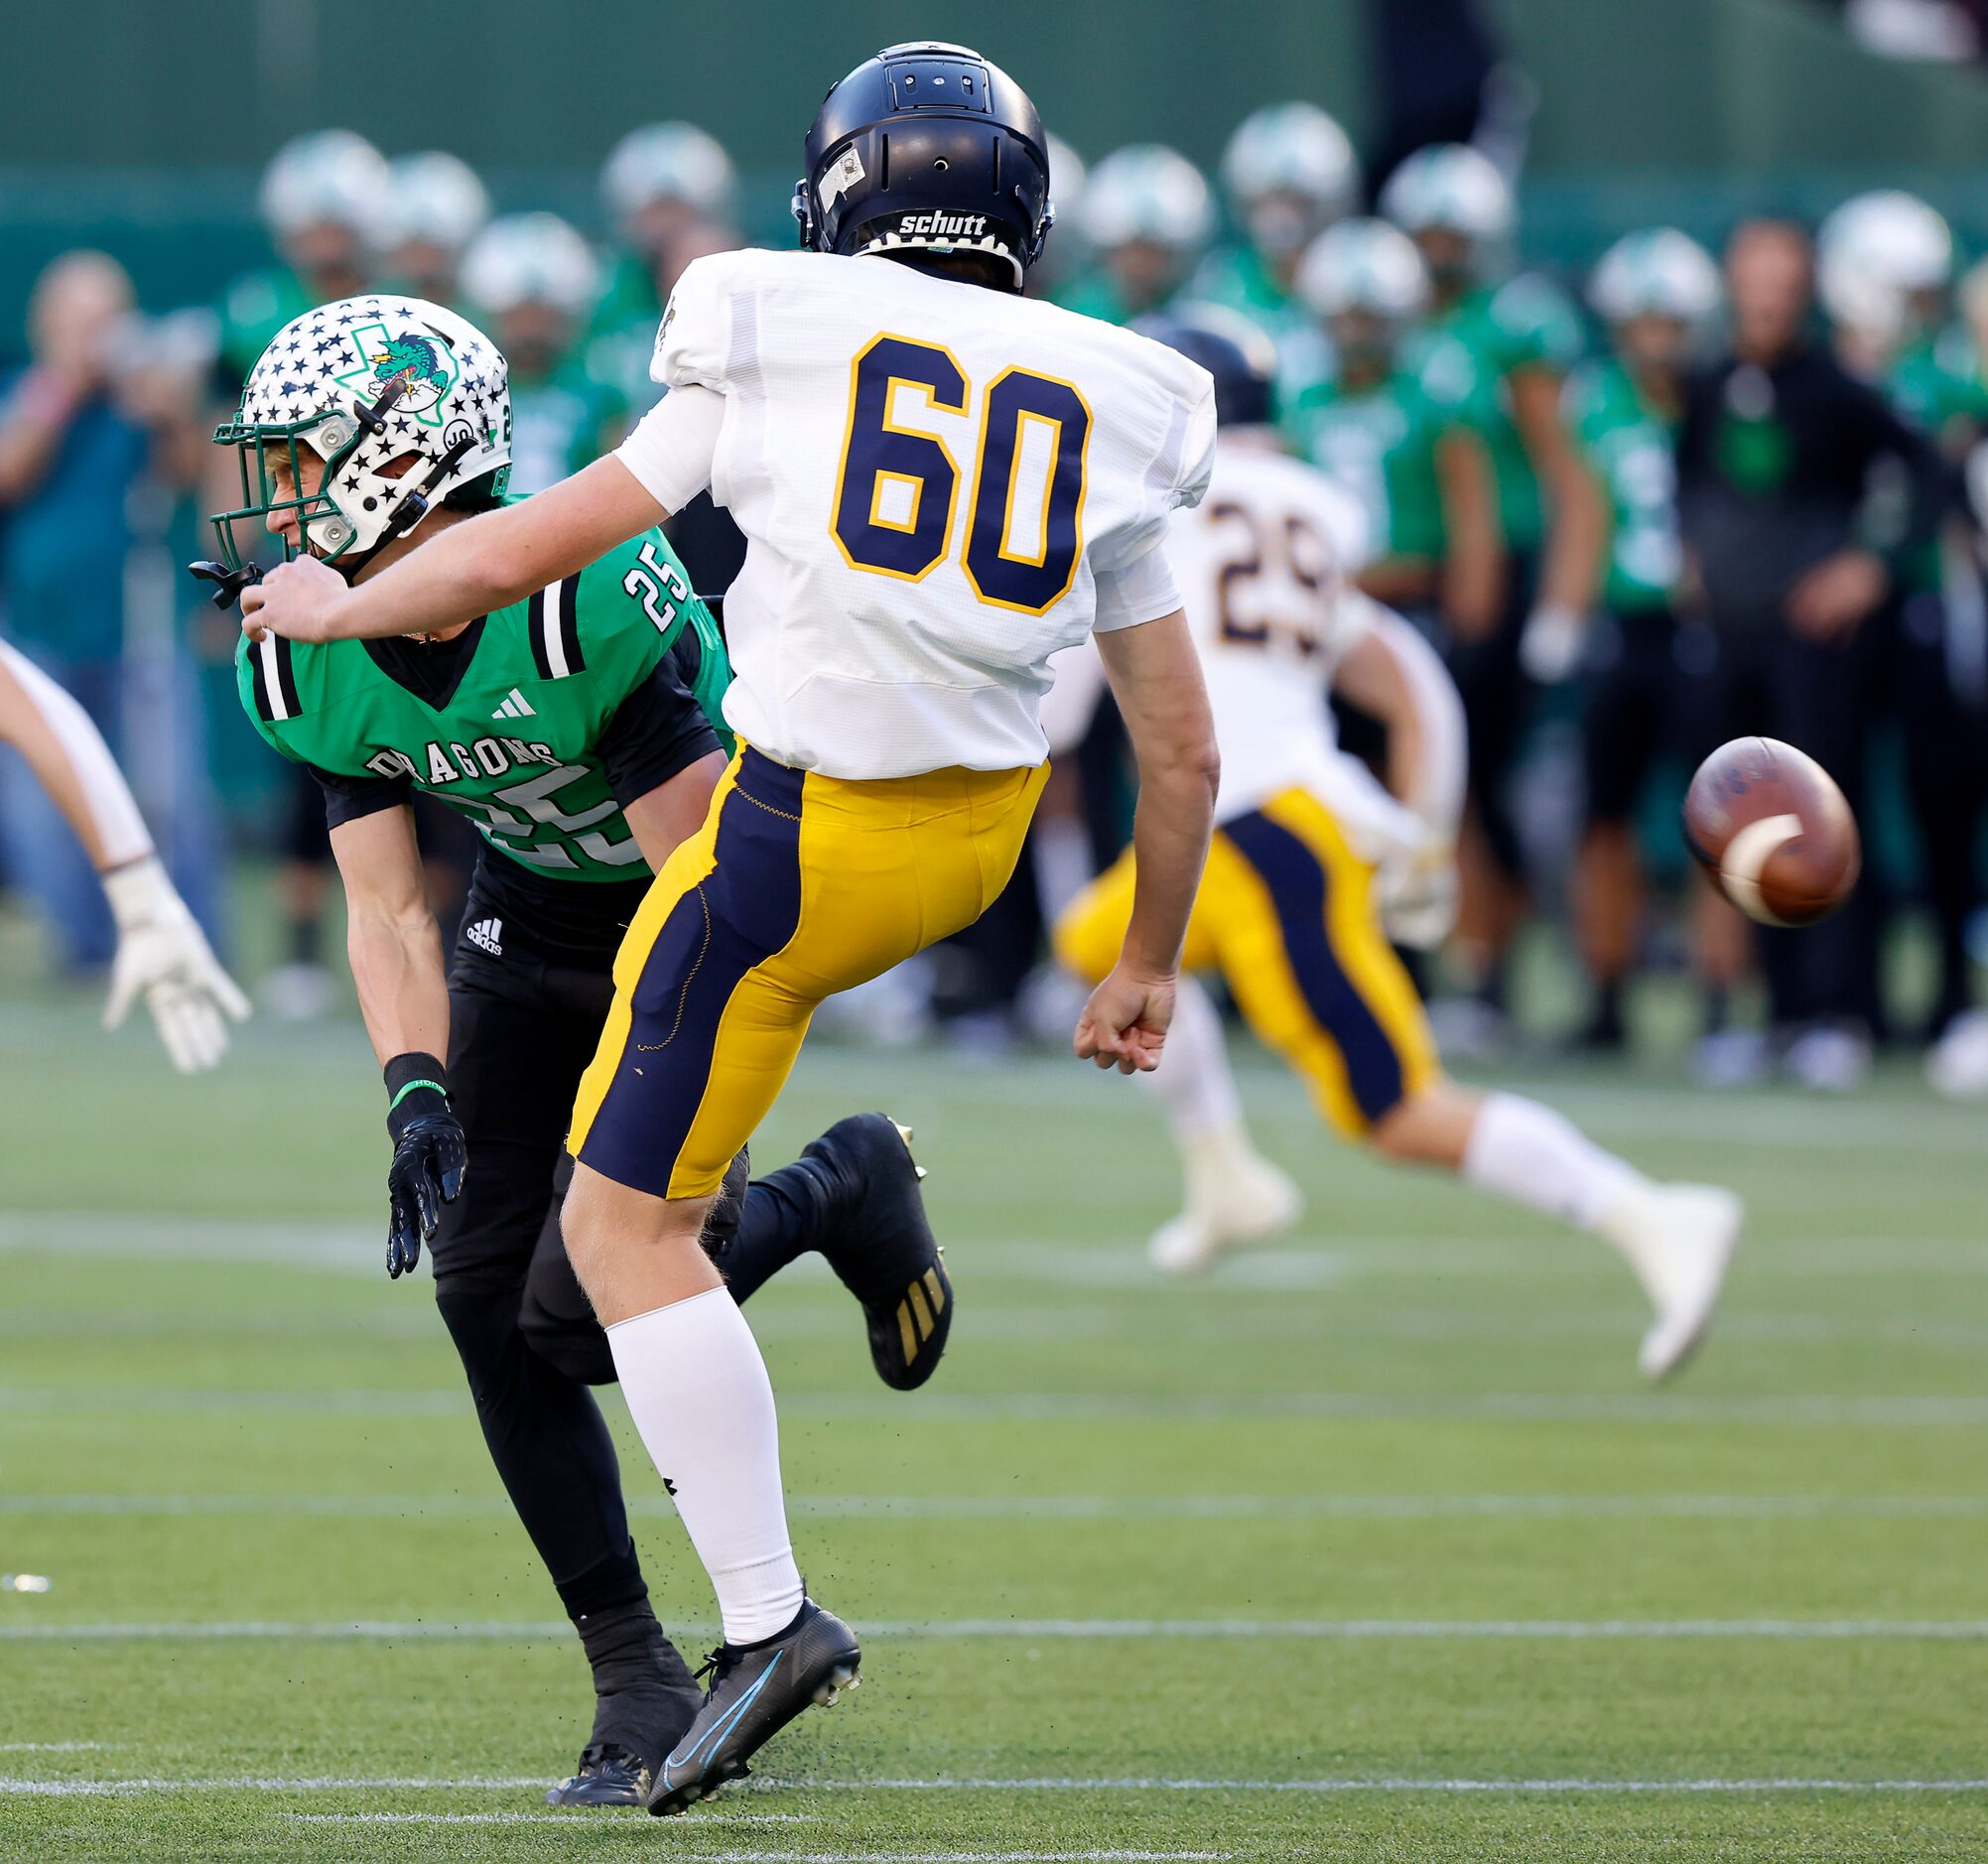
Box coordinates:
[1566,357,1681,613]
[582,250,667,414]
[1187,244,1334,404]
[1409,275,1586,553]
[1284,366,1454,566]
[216,266,316,387]
[507,359,629,494]
[238,526,730,882]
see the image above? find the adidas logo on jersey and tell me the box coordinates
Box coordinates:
[492,689,536,720]
[464,917,504,957]
[897,209,988,239]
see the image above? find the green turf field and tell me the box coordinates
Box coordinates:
[2,999,1986,1861]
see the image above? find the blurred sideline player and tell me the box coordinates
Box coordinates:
[237,42,1224,1807]
[1288,217,1504,635]
[1060,143,1215,324]
[464,212,628,493]
[375,150,491,308]
[1567,229,1722,1051]
[1819,194,1988,1092]
[215,130,391,1020]
[1052,315,1741,1383]
[215,292,951,1804]
[1381,145,1607,1041]
[0,639,246,1069]
[1193,101,1360,404]
[585,122,737,414]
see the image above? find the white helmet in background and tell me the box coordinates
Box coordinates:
[1379,143,1516,246]
[463,212,601,319]
[1816,190,1953,339]
[600,122,735,231]
[1078,145,1216,254]
[1296,216,1431,321]
[259,130,392,238]
[375,152,491,258]
[212,294,510,569]
[1044,133,1089,233]
[1222,102,1360,255]
[1589,227,1722,326]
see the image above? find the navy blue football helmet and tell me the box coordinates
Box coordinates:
[1131,306,1279,428]
[793,42,1052,289]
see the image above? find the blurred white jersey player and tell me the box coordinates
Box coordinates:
[1053,311,1743,1383]
[235,43,1227,1808]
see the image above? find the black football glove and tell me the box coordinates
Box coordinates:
[383,1053,465,1279]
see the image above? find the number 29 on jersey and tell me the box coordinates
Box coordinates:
[832,333,1091,615]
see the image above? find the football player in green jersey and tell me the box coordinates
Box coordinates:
[584,123,737,416]
[1189,102,1359,405]
[375,151,490,310]
[213,293,950,1807]
[1818,194,1988,1083]
[1380,143,1607,1035]
[1288,217,1504,634]
[1569,229,1721,1049]
[1057,143,1214,325]
[463,213,628,493]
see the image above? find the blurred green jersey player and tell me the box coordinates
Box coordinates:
[1287,216,1503,634]
[1058,144,1213,325]
[464,212,629,492]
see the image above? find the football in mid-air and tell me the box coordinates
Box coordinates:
[1682,736,1860,927]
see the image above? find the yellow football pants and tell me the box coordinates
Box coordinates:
[1054,786,1437,1136]
[571,745,1048,1199]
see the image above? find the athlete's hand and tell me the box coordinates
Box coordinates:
[1518,602,1587,684]
[101,857,251,1073]
[1074,964,1176,1075]
[1376,832,1460,951]
[240,554,351,645]
[386,1110,466,1278]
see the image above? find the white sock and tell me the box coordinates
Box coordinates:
[1461,1091,1645,1231]
[1140,977,1243,1139]
[606,1286,804,1645]
[1030,814,1095,923]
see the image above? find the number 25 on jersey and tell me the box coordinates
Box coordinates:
[832,333,1091,614]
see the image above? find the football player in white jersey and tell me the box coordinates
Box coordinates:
[1054,313,1742,1381]
[235,43,1221,1810]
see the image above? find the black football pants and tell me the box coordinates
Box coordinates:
[430,936,832,1621]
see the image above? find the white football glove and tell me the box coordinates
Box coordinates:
[101,856,251,1073]
[1518,602,1588,684]
[1375,831,1460,951]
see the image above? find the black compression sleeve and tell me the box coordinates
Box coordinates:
[597,655,722,810]
[312,761,412,832]
[384,1049,451,1142]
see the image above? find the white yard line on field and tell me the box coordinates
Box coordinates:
[5,1772,1988,1798]
[8,1388,1988,1425]
[4,1491,1986,1523]
[285,1828,1221,1861]
[6,1618,1988,1643]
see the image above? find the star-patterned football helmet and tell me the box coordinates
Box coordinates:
[209,293,511,576]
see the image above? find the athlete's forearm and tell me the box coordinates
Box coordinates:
[1098,611,1220,979]
[331,812,451,1065]
[1510,369,1605,615]
[0,640,152,871]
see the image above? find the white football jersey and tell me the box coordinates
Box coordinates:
[621,248,1216,778]
[1168,439,1419,850]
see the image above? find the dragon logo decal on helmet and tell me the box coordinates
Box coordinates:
[209,293,511,578]
[793,41,1053,290]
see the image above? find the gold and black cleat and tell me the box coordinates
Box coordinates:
[804,1113,953,1391]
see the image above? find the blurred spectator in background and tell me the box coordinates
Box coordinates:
[463,212,620,495]
[1026,135,1090,301]
[375,151,491,309]
[0,252,223,971]
[1288,216,1503,634]
[1676,217,1947,1088]
[214,129,389,1018]
[217,130,388,387]
[1193,103,1359,402]
[1568,229,1723,1051]
[585,122,736,414]
[1061,145,1213,324]
[1381,144,1604,1048]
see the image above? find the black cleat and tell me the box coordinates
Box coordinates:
[646,1600,861,1815]
[546,1741,653,1806]
[805,1113,953,1391]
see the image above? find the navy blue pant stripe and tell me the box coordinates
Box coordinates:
[1220,809,1406,1124]
[579,750,806,1197]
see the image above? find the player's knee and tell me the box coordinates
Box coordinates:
[1365,1078,1470,1168]
[517,1294,616,1387]
[433,1273,529,1399]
